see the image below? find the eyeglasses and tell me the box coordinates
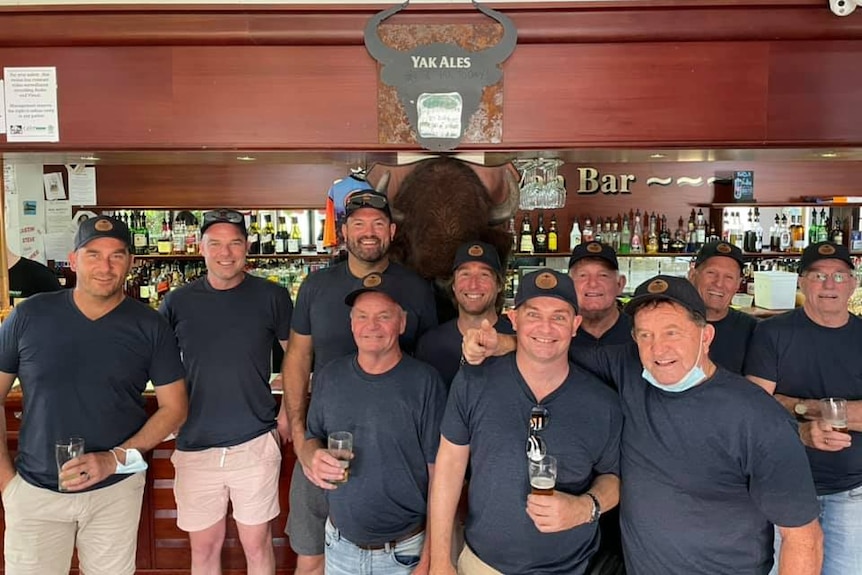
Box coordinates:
[526,405,549,461]
[806,271,854,284]
[203,209,245,225]
[345,191,388,211]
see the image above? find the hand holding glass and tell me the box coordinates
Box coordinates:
[328,431,353,485]
[55,437,85,491]
[528,455,557,496]
[821,398,848,432]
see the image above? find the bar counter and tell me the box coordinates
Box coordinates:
[0,388,299,574]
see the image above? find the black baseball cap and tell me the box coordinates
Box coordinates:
[799,241,855,274]
[626,275,707,319]
[73,215,132,251]
[568,241,619,270]
[344,272,403,308]
[695,240,744,270]
[344,189,391,219]
[452,241,502,274]
[201,208,249,237]
[515,269,578,312]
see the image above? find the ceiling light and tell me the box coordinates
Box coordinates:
[649,153,666,159]
[820,152,839,158]
[236,155,256,161]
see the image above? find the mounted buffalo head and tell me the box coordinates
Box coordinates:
[364,0,518,151]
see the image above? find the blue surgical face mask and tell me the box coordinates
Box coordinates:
[642,328,707,393]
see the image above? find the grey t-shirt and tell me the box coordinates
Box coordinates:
[161,274,293,450]
[441,354,622,574]
[306,354,446,546]
[0,291,185,491]
[292,261,437,372]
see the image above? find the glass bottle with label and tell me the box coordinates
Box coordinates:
[133,211,149,256]
[287,216,302,254]
[248,213,262,255]
[630,210,643,254]
[275,216,289,254]
[569,217,581,251]
[519,214,534,254]
[534,211,548,252]
[261,214,276,255]
[620,215,631,254]
[547,213,558,253]
[316,219,327,253]
[157,212,173,255]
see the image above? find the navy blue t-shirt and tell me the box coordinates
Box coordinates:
[745,307,862,495]
[441,353,622,575]
[415,315,514,388]
[569,310,632,351]
[292,261,437,372]
[709,308,757,374]
[0,291,185,491]
[160,274,293,450]
[306,354,446,546]
[576,343,820,575]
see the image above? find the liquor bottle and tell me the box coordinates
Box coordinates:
[620,215,631,254]
[519,214,534,254]
[708,222,720,244]
[248,214,262,255]
[809,210,819,245]
[133,211,149,256]
[791,214,805,252]
[779,214,791,252]
[287,216,302,254]
[721,211,731,243]
[817,209,829,243]
[695,209,706,248]
[534,211,548,252]
[631,210,643,254]
[185,222,199,255]
[172,220,187,255]
[547,213,559,253]
[832,215,844,245]
[261,214,276,255]
[769,214,780,252]
[686,209,697,252]
[275,216,288,254]
[753,208,763,253]
[610,220,621,252]
[659,215,671,253]
[157,212,172,255]
[732,212,744,251]
[569,217,581,251]
[593,218,603,245]
[646,212,658,254]
[743,210,757,253]
[316,219,327,253]
[671,217,686,253]
[582,217,594,243]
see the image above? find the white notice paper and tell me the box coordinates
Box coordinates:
[45,200,72,233]
[66,165,97,206]
[45,231,73,261]
[43,172,66,200]
[3,67,59,143]
[0,79,5,135]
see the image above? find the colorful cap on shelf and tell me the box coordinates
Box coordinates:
[452,241,503,274]
[625,275,707,320]
[201,209,248,237]
[344,189,391,219]
[515,268,578,312]
[568,241,619,270]
[695,240,744,270]
[344,272,404,308]
[73,215,132,251]
[799,241,855,274]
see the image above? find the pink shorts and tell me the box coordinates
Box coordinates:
[171,430,282,532]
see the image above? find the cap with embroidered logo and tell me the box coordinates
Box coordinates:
[695,240,744,270]
[568,241,619,270]
[799,241,855,274]
[515,268,578,312]
[73,216,132,251]
[344,272,404,307]
[452,241,502,274]
[626,274,707,319]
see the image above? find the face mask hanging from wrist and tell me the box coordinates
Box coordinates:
[641,327,707,393]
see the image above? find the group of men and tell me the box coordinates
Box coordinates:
[0,190,859,575]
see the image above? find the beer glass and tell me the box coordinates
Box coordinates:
[528,455,557,496]
[328,431,353,484]
[55,437,85,491]
[821,398,848,432]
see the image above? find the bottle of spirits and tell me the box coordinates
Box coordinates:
[582,217,594,243]
[185,222,199,255]
[287,216,302,254]
[620,214,631,254]
[569,217,581,251]
[248,213,262,255]
[133,211,149,256]
[593,218,603,245]
[275,216,289,254]
[753,208,763,253]
[157,212,173,255]
[695,208,707,248]
[172,220,187,255]
[779,214,792,252]
[547,213,558,253]
[832,215,844,245]
[610,219,621,252]
[791,214,805,252]
[817,209,829,243]
[519,214,534,254]
[316,219,328,253]
[646,212,658,254]
[261,214,276,255]
[659,215,671,253]
[631,210,644,254]
[809,210,819,245]
[534,211,548,252]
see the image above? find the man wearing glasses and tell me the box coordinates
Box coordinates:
[282,189,437,575]
[429,269,622,575]
[746,241,862,575]
[160,209,294,575]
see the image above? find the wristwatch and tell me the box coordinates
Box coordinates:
[794,401,808,422]
[585,491,601,524]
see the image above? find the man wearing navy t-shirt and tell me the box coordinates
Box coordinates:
[746,242,862,575]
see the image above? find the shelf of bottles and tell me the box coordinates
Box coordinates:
[104,209,332,309]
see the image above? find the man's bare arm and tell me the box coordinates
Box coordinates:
[0,371,18,490]
[281,331,313,449]
[776,519,823,575]
[429,438,470,573]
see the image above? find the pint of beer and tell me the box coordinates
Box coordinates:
[820,398,849,432]
[328,431,353,485]
[528,455,557,496]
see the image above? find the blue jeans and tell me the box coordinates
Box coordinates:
[324,517,424,575]
[769,484,862,575]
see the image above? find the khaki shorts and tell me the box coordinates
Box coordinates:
[172,430,282,532]
[457,543,504,575]
[2,472,145,575]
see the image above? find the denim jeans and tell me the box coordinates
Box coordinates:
[769,484,862,575]
[324,517,424,575]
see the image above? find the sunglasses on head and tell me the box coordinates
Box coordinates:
[203,209,245,225]
[345,192,388,211]
[526,405,549,462]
